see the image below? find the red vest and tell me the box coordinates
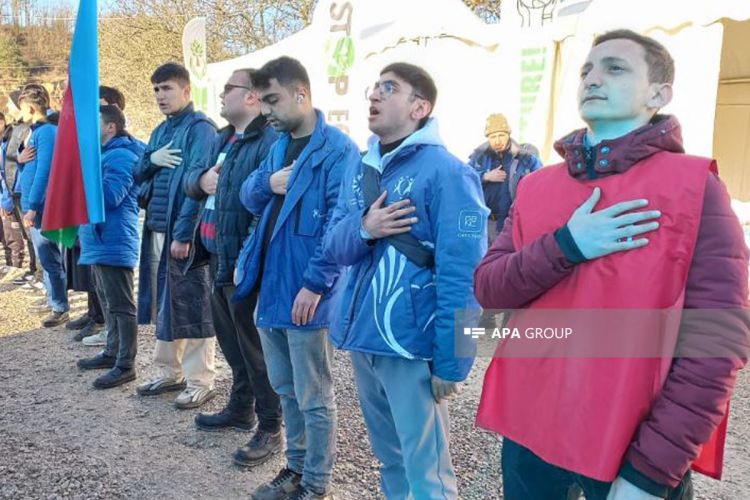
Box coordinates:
[476,152,727,481]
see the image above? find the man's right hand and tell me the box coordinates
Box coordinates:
[17,146,36,164]
[270,166,293,195]
[567,187,661,260]
[483,168,507,183]
[362,191,418,239]
[199,164,221,195]
[150,141,182,169]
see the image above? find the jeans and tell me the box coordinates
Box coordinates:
[94,265,137,369]
[501,438,694,500]
[351,352,457,499]
[211,281,281,432]
[29,226,68,313]
[258,327,337,494]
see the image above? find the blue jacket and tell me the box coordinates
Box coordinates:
[468,140,542,230]
[323,119,488,382]
[18,119,57,217]
[79,135,144,269]
[234,110,360,330]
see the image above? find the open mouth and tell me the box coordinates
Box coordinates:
[369,106,380,118]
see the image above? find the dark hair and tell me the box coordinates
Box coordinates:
[593,29,675,84]
[380,62,437,126]
[100,85,126,110]
[252,56,310,92]
[151,62,191,86]
[100,104,126,135]
[19,83,50,112]
[234,68,258,88]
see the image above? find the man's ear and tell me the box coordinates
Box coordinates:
[410,99,432,122]
[648,82,673,110]
[183,84,192,100]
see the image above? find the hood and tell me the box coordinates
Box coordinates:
[363,117,445,172]
[104,134,146,157]
[553,115,684,179]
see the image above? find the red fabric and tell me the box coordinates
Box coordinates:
[42,84,88,232]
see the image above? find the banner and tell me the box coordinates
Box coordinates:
[182,17,208,112]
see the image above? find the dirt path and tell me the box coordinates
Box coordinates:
[0,284,748,499]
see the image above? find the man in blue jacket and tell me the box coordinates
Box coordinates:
[17,84,69,327]
[323,63,488,499]
[184,69,282,466]
[234,56,359,500]
[134,63,218,409]
[75,105,143,388]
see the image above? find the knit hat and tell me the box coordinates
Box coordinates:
[485,113,511,137]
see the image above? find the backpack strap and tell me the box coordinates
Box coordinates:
[362,164,434,269]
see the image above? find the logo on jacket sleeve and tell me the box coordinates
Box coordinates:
[459,210,483,234]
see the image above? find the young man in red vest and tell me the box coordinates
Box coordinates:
[474,30,749,499]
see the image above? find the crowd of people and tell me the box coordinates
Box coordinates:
[0,28,748,500]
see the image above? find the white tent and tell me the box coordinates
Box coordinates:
[204,0,750,199]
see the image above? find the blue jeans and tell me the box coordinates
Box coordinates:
[351,352,457,499]
[258,327,337,494]
[501,438,694,500]
[29,227,68,313]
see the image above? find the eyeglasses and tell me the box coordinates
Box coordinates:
[223,83,252,94]
[367,80,427,101]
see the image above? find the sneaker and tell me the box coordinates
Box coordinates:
[42,310,69,328]
[288,486,334,500]
[77,353,117,370]
[174,386,217,410]
[195,407,257,432]
[82,330,108,347]
[93,367,136,389]
[136,374,187,396]
[73,322,104,342]
[66,314,93,330]
[13,272,34,286]
[233,428,283,468]
[250,468,303,500]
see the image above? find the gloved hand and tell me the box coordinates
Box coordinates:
[150,140,182,169]
[567,187,661,260]
[430,375,461,403]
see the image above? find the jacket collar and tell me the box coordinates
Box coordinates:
[363,117,445,173]
[166,102,195,127]
[554,115,685,179]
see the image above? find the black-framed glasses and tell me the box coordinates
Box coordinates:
[223,83,252,94]
[366,80,427,101]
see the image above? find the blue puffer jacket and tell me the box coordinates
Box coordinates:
[18,118,57,216]
[79,135,144,269]
[323,118,488,382]
[234,110,361,330]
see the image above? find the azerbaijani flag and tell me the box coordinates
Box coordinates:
[42,0,103,247]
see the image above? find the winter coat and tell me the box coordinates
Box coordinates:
[233,110,360,330]
[184,117,278,287]
[79,135,144,269]
[323,118,489,382]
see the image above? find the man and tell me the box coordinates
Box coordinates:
[468,112,542,242]
[234,56,359,500]
[323,63,488,499]
[474,30,749,499]
[134,63,218,409]
[16,84,69,327]
[67,85,129,343]
[0,111,24,274]
[75,105,143,388]
[1,94,35,285]
[184,69,282,466]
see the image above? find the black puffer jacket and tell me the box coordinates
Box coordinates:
[184,115,278,287]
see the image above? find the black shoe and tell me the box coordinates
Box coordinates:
[195,407,257,432]
[288,486,335,500]
[234,428,283,468]
[73,321,104,341]
[42,310,69,328]
[93,367,136,389]
[250,468,302,500]
[66,314,92,330]
[77,353,116,371]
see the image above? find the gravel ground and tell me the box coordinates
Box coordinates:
[0,280,748,499]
